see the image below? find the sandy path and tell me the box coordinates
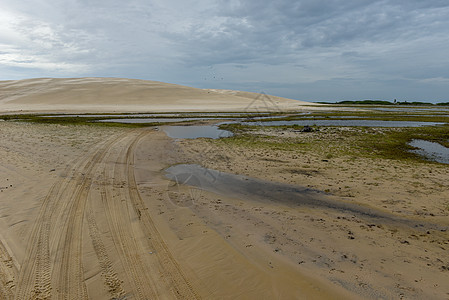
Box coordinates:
[15,132,123,299]
[1,123,198,299]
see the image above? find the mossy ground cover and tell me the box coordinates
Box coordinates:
[0,112,280,128]
[218,122,449,164]
[220,107,449,164]
[1,114,149,127]
[3,108,448,164]
[244,110,449,123]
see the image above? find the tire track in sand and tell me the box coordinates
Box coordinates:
[52,133,130,299]
[0,237,18,300]
[15,165,79,299]
[14,129,200,299]
[125,131,200,299]
[86,207,126,299]
[99,133,158,299]
[14,133,127,300]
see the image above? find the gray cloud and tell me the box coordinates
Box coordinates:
[1,0,449,102]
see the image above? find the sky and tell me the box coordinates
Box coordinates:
[1,0,449,103]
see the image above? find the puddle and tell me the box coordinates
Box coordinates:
[43,112,272,118]
[409,139,449,164]
[96,114,292,124]
[161,126,233,139]
[44,114,185,118]
[42,113,446,128]
[96,118,217,123]
[370,107,449,112]
[245,120,445,127]
[164,164,447,231]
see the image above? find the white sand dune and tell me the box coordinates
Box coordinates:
[0,77,322,113]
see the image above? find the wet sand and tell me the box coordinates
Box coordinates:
[0,121,354,299]
[175,126,449,299]
[0,77,448,298]
[1,121,447,299]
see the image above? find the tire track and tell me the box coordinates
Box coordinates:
[53,133,130,299]
[15,175,68,299]
[0,237,18,300]
[86,208,126,299]
[54,177,90,299]
[14,128,200,299]
[125,131,200,299]
[99,133,158,299]
[14,133,127,300]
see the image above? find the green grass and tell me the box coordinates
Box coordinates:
[217,123,449,164]
[239,109,449,123]
[358,125,449,160]
[1,112,284,128]
[1,114,153,127]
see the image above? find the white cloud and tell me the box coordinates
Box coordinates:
[0,7,93,75]
[1,0,449,101]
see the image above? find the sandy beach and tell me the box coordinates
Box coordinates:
[0,78,448,299]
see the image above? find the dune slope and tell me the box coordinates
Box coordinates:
[0,77,320,113]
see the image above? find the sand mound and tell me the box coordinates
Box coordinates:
[0,77,321,113]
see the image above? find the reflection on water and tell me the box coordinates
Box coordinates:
[40,111,447,128]
[245,120,445,127]
[161,125,233,139]
[165,164,446,230]
[42,114,173,118]
[370,107,449,112]
[97,118,216,123]
[95,114,290,124]
[409,139,449,164]
[43,112,272,118]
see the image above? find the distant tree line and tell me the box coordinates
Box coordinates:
[317,100,449,106]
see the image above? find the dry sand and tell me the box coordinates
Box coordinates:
[0,78,325,113]
[1,121,448,299]
[0,78,448,299]
[0,121,354,299]
[176,127,449,299]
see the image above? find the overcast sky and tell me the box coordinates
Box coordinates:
[1,0,449,102]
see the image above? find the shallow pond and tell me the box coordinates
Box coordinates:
[97,118,218,123]
[245,120,445,127]
[43,114,184,118]
[95,114,289,124]
[409,139,449,164]
[370,107,449,113]
[43,112,271,118]
[160,125,233,139]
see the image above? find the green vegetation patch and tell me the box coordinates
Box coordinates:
[319,100,448,106]
[1,114,155,128]
[359,125,449,160]
[218,123,449,164]
[0,112,284,127]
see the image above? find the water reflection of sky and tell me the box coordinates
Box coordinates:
[409,140,449,164]
[40,111,448,128]
[96,118,218,123]
[160,125,233,139]
[244,120,445,127]
[370,107,449,112]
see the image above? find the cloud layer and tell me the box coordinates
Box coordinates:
[1,0,449,102]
